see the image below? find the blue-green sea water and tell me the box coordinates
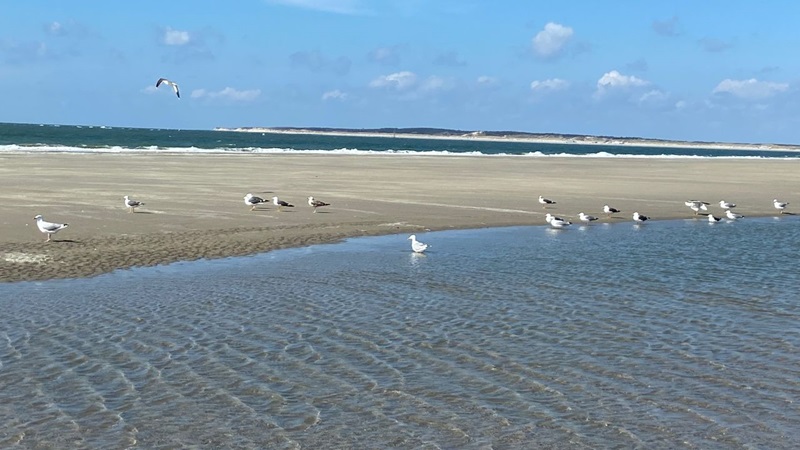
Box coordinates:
[2,121,799,158]
[1,216,798,448]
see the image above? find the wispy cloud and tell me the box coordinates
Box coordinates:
[433,50,466,67]
[265,0,366,15]
[191,87,262,101]
[367,46,401,65]
[530,78,569,92]
[712,78,788,100]
[532,22,573,60]
[43,20,91,38]
[161,27,191,46]
[652,16,681,37]
[322,89,348,101]
[369,71,417,90]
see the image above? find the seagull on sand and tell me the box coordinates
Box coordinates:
[244,193,269,211]
[632,212,650,223]
[124,195,144,213]
[578,212,599,224]
[538,195,557,208]
[708,214,722,223]
[408,234,429,253]
[603,204,621,216]
[773,199,789,214]
[725,209,743,220]
[272,196,294,211]
[685,200,708,215]
[156,78,180,98]
[307,196,330,213]
[719,200,736,209]
[33,215,68,242]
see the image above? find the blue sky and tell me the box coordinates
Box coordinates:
[2,1,798,143]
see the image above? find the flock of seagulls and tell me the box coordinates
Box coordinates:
[33,193,332,242]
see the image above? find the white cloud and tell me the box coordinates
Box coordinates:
[594,70,648,98]
[367,46,400,65]
[162,27,191,46]
[191,87,261,101]
[530,78,569,92]
[638,89,668,103]
[265,0,364,15]
[712,78,788,100]
[477,75,497,86]
[369,71,417,90]
[532,22,573,59]
[322,89,348,101]
[420,75,452,92]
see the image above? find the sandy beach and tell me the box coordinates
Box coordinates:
[1,152,798,282]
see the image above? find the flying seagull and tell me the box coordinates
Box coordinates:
[156,78,180,98]
[124,195,144,213]
[538,195,557,208]
[273,196,294,212]
[408,234,429,253]
[33,215,68,242]
[244,193,269,211]
[307,196,330,213]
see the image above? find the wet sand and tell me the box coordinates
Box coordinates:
[1,152,797,282]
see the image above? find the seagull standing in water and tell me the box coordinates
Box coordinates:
[244,193,269,211]
[685,200,708,215]
[708,214,722,223]
[633,212,650,223]
[578,212,599,224]
[407,234,429,253]
[272,196,294,211]
[307,196,330,213]
[773,199,789,214]
[725,210,743,220]
[156,78,180,98]
[538,196,557,208]
[124,195,144,213]
[603,204,621,217]
[33,215,68,242]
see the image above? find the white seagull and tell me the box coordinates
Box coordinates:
[773,199,789,214]
[124,195,144,213]
[632,212,650,223]
[33,215,68,242]
[603,204,621,216]
[549,217,572,228]
[307,196,330,213]
[578,212,599,224]
[719,200,736,209]
[685,200,708,215]
[156,77,180,98]
[244,193,269,211]
[407,234,429,253]
[272,196,294,211]
[708,214,722,223]
[538,195,557,208]
[725,209,743,220]
[545,213,565,224]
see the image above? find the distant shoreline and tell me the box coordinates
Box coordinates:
[215,126,800,153]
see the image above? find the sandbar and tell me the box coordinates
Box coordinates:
[1,152,797,282]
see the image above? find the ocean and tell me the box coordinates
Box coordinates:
[2,122,799,448]
[2,121,800,158]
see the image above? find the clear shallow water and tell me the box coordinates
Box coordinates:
[1,217,799,449]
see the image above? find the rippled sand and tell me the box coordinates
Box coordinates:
[1,153,798,282]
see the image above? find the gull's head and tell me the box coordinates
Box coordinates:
[272,196,279,202]
[308,196,314,201]
[244,193,253,199]
[408,235,416,240]
[34,214,42,220]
